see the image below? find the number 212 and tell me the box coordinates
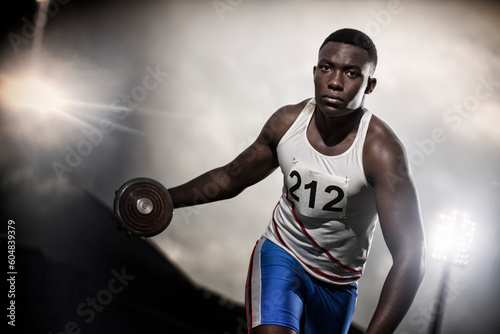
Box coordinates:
[289,171,344,212]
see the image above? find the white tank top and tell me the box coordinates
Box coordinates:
[262,98,378,285]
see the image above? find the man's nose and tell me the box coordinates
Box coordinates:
[328,71,344,91]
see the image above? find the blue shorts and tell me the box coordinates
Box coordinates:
[245,238,357,334]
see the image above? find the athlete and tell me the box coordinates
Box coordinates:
[166,28,426,334]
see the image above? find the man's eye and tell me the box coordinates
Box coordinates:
[346,71,359,77]
[320,65,330,71]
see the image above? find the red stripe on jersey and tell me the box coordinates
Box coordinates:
[283,187,362,275]
[272,203,360,282]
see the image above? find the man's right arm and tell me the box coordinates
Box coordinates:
[168,100,308,208]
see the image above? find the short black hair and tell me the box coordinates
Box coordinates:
[320,28,378,69]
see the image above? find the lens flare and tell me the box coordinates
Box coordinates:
[0,76,63,113]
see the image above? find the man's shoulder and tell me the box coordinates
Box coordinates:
[263,98,312,144]
[274,98,311,121]
[366,114,404,151]
[363,114,408,184]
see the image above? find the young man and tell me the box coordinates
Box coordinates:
[167,28,425,334]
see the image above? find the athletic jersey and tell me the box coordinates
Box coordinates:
[262,98,378,285]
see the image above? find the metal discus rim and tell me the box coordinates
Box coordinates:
[113,177,173,237]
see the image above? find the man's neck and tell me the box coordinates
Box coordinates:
[313,106,364,147]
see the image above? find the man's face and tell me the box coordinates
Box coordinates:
[313,41,376,118]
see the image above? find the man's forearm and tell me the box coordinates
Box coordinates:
[168,169,237,208]
[365,254,425,334]
[168,162,244,208]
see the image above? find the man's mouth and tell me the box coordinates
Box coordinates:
[322,94,344,104]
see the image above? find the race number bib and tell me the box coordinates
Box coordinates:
[286,159,349,219]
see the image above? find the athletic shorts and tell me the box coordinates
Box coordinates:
[245,238,357,334]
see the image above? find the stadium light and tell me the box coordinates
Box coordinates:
[428,211,475,334]
[430,211,475,265]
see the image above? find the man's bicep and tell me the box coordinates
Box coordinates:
[225,102,303,192]
[371,144,425,258]
[225,129,279,191]
[376,178,424,255]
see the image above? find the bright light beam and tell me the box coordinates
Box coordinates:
[59,108,145,136]
[63,99,133,112]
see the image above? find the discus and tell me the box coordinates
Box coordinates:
[113,177,173,237]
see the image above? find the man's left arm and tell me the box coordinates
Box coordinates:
[363,122,426,334]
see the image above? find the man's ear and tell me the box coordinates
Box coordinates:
[313,65,317,76]
[365,77,377,94]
